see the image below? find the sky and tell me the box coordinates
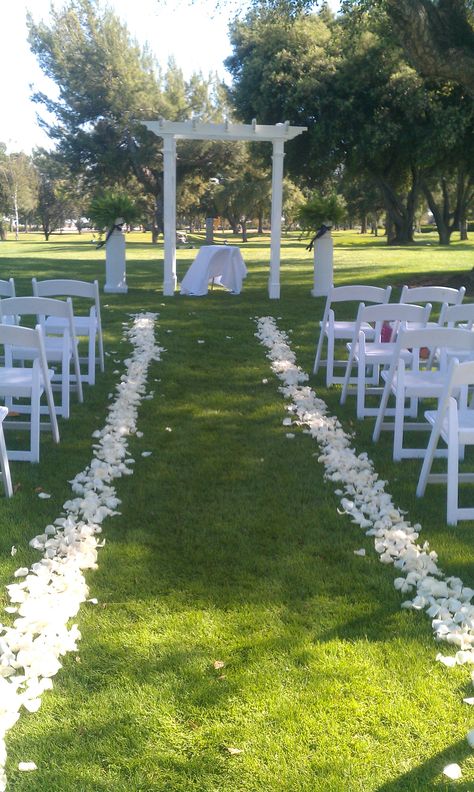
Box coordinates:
[2,0,338,154]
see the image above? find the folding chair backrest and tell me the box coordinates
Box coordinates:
[32,278,101,320]
[0,295,74,328]
[396,325,474,370]
[400,284,465,308]
[439,302,474,330]
[449,357,474,388]
[354,302,431,340]
[0,279,15,298]
[324,284,392,313]
[0,322,46,362]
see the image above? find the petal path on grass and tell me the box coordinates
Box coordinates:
[255,316,474,669]
[0,312,162,791]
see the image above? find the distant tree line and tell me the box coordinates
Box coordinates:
[3,0,474,246]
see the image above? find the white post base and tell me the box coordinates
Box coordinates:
[268,280,281,299]
[163,276,177,296]
[311,232,333,297]
[105,229,128,293]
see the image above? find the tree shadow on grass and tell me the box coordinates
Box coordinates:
[375,739,474,792]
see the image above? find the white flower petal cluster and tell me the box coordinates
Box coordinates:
[255,316,474,669]
[0,312,162,790]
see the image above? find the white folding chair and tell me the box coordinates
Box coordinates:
[32,278,104,385]
[0,406,13,497]
[0,324,59,462]
[340,302,431,418]
[417,358,474,525]
[373,326,474,460]
[313,284,392,385]
[0,297,83,419]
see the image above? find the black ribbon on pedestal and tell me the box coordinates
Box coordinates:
[96,222,124,249]
[306,223,331,252]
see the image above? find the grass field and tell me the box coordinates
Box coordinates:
[1,229,474,791]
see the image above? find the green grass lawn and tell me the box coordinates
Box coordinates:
[1,229,474,791]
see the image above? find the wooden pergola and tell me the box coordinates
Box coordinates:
[142,119,307,298]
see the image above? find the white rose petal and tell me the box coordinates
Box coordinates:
[18,763,37,772]
[353,549,366,557]
[443,763,462,780]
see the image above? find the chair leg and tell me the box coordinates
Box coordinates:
[87,333,96,385]
[0,424,13,497]
[446,404,459,525]
[393,381,405,462]
[42,368,60,445]
[326,332,335,386]
[30,378,41,464]
[356,359,366,419]
[416,422,441,498]
[313,329,325,375]
[98,329,105,373]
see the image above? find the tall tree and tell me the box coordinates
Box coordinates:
[27,0,231,241]
[0,151,37,238]
[227,5,474,243]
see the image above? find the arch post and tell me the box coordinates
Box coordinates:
[163,135,177,296]
[269,139,285,299]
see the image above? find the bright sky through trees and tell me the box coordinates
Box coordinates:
[3,0,339,153]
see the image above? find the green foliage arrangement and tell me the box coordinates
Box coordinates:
[297,193,346,235]
[88,191,141,231]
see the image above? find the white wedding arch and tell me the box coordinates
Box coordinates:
[142,119,307,298]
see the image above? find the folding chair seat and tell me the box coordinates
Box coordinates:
[340,302,431,419]
[0,297,83,419]
[416,358,474,525]
[0,324,59,462]
[0,406,13,497]
[32,278,104,385]
[313,284,392,385]
[373,326,474,461]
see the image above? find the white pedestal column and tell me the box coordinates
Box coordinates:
[104,228,128,293]
[163,136,177,296]
[311,231,334,297]
[269,139,285,299]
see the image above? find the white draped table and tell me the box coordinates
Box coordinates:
[180,245,247,296]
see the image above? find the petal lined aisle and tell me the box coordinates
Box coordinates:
[0,313,163,792]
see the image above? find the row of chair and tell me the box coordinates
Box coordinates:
[0,278,105,497]
[313,284,474,525]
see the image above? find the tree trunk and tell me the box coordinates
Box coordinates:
[460,217,468,240]
[258,212,263,235]
[377,171,419,245]
[241,219,248,243]
[360,214,367,234]
[13,187,19,241]
[421,171,473,245]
